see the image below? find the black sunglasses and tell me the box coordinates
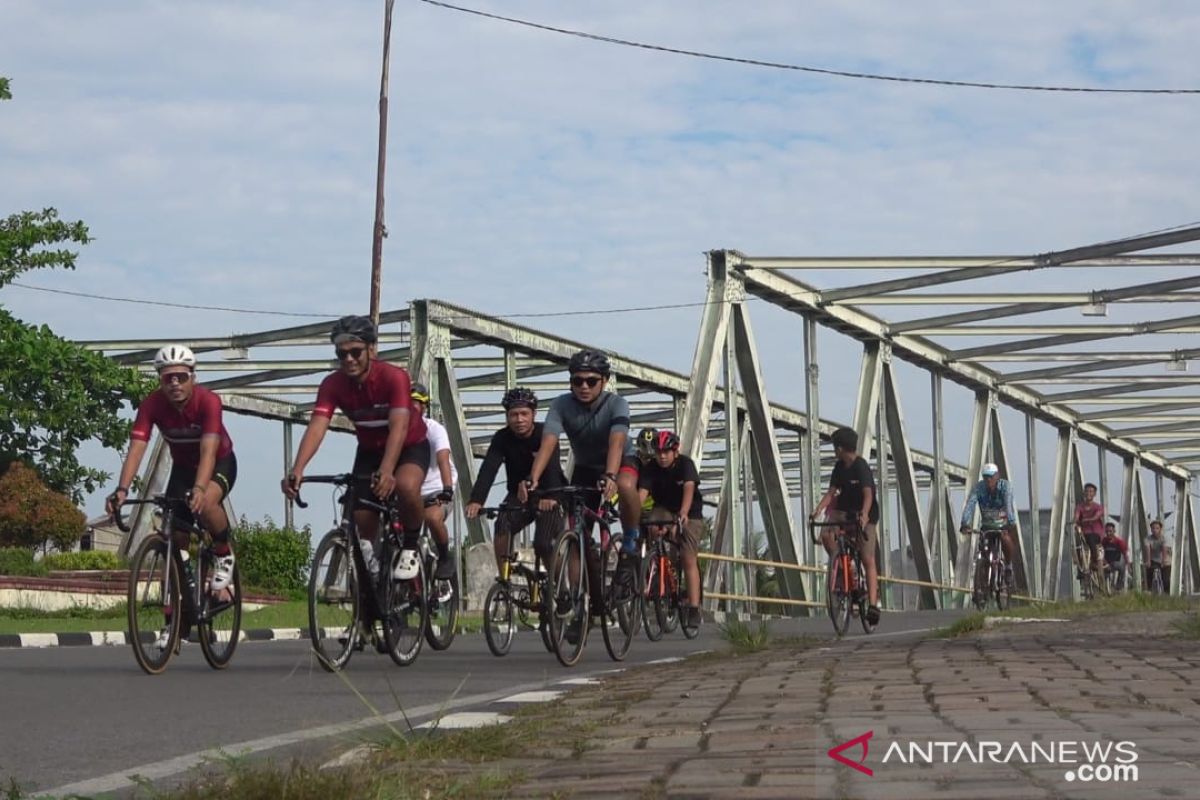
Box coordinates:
[570,375,602,388]
[160,372,192,385]
[335,346,366,361]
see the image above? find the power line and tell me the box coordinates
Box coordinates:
[419,0,1200,95]
[8,282,336,318]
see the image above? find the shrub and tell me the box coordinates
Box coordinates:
[233,516,312,597]
[0,461,85,551]
[42,550,123,571]
[0,546,47,577]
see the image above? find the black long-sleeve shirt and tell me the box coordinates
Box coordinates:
[469,422,565,504]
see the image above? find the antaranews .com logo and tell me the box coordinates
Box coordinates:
[827,731,1139,783]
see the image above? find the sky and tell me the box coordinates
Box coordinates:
[2,0,1199,537]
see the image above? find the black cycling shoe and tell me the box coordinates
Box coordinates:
[434,557,456,580]
[564,617,583,645]
[866,605,881,625]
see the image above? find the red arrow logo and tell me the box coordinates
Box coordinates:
[827,730,874,776]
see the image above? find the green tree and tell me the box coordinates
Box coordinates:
[0,78,149,501]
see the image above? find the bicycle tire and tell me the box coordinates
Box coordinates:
[826,555,851,637]
[197,553,242,670]
[127,536,181,675]
[548,529,588,667]
[307,529,360,672]
[993,557,1011,611]
[483,581,515,657]
[857,557,876,634]
[425,563,459,652]
[601,533,640,662]
[384,549,427,667]
[660,541,680,634]
[642,552,665,642]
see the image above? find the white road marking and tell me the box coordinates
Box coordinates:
[497,690,564,703]
[18,633,58,648]
[418,711,512,729]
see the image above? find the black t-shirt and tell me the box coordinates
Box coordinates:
[830,456,879,524]
[468,422,564,504]
[637,456,704,519]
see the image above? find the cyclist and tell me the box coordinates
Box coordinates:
[1143,518,1172,592]
[281,315,429,580]
[1073,482,1106,585]
[634,427,658,514]
[409,382,457,580]
[959,463,1018,591]
[466,387,565,572]
[636,430,703,628]
[105,345,237,649]
[1100,521,1128,592]
[523,349,640,642]
[811,427,881,626]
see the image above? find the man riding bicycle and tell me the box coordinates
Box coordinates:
[1143,518,1172,592]
[281,315,429,581]
[1100,521,1128,592]
[960,463,1017,590]
[466,387,565,572]
[1073,482,1106,585]
[811,427,881,626]
[409,382,457,580]
[636,430,704,628]
[106,345,237,649]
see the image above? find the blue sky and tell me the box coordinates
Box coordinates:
[2,1,1198,531]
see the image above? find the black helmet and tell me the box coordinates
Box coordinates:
[330,315,377,344]
[635,427,658,459]
[410,382,431,404]
[653,430,680,453]
[830,427,858,452]
[501,386,538,410]
[568,349,611,376]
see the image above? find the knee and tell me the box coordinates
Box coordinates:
[617,472,637,494]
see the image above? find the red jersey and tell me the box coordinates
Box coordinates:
[312,361,427,452]
[1073,501,1106,536]
[130,385,234,467]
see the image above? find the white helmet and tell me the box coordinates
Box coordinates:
[981,463,1000,478]
[153,344,196,372]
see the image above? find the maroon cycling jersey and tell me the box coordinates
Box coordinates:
[312,361,427,452]
[130,385,234,468]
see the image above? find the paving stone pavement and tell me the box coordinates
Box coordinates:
[415,617,1200,799]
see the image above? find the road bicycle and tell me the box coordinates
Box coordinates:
[964,525,1011,611]
[418,494,459,652]
[116,494,242,675]
[641,519,701,641]
[543,485,643,666]
[479,503,554,657]
[296,475,428,671]
[810,519,874,636]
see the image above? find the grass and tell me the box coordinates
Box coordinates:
[1170,612,1200,639]
[717,617,772,653]
[934,592,1192,639]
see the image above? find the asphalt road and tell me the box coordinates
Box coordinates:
[0,609,963,797]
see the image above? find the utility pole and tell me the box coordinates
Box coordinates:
[369,0,395,326]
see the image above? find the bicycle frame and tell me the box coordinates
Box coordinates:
[118,496,214,627]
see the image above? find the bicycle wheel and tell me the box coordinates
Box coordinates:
[127,536,181,675]
[993,557,1011,611]
[660,542,680,634]
[307,529,360,672]
[548,529,588,667]
[197,551,242,670]
[857,558,876,634]
[425,557,459,651]
[642,552,665,642]
[601,534,641,662]
[483,581,515,657]
[826,555,851,637]
[384,549,427,667]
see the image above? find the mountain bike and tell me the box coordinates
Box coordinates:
[295,475,428,671]
[542,485,642,666]
[115,494,242,675]
[641,519,701,641]
[1073,527,1109,600]
[811,518,874,636]
[1146,562,1166,595]
[419,494,459,652]
[479,503,554,657]
[964,525,1010,611]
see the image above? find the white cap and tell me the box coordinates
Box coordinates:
[981,463,999,477]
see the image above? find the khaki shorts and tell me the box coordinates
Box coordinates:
[826,510,878,558]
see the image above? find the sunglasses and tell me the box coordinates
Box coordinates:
[646,521,673,530]
[570,375,602,388]
[335,346,366,361]
[160,372,192,385]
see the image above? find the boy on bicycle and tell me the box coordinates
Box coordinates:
[466,387,565,572]
[811,427,881,626]
[106,345,237,649]
[1143,519,1172,592]
[637,430,703,628]
[1100,521,1128,592]
[1073,482,1106,584]
[960,462,1018,590]
[281,315,429,580]
[409,382,457,580]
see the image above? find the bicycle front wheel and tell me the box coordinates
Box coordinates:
[826,555,851,637]
[127,536,181,675]
[548,529,588,667]
[857,558,876,634]
[483,581,515,657]
[993,558,1011,611]
[384,550,428,667]
[660,542,680,634]
[601,533,641,662]
[425,560,459,652]
[307,529,360,672]
[642,553,665,642]
[197,554,242,669]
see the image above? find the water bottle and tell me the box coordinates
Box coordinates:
[180,550,198,599]
[360,540,380,577]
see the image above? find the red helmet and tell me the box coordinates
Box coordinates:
[653,430,680,452]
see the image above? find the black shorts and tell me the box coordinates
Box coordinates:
[165,452,237,527]
[350,441,432,502]
[494,491,564,561]
[571,455,639,489]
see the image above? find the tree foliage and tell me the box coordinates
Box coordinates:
[0,78,151,501]
[0,461,86,552]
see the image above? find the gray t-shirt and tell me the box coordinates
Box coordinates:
[1144,534,1168,564]
[543,391,634,470]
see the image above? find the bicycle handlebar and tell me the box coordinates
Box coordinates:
[112,494,196,534]
[807,518,863,544]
